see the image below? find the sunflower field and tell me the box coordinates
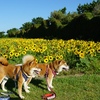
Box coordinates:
[0,38,100,74]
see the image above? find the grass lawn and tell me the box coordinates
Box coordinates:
[0,74,100,100]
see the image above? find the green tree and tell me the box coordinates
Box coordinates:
[0,31,5,38]
[77,0,99,14]
[61,12,79,24]
[7,28,19,37]
[49,10,65,21]
[49,7,67,21]
[20,22,33,32]
[32,17,44,24]
[93,3,100,15]
[59,7,66,14]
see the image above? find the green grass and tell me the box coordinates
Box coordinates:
[0,74,100,100]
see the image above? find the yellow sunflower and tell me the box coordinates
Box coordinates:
[31,47,36,52]
[39,49,44,53]
[9,52,14,56]
[22,51,26,55]
[59,55,63,59]
[97,48,100,53]
[24,46,28,51]
[89,49,95,54]
[56,55,60,60]
[9,56,13,59]
[15,53,20,57]
[79,52,85,58]
[42,46,47,51]
[3,55,8,59]
[49,56,53,61]
[67,49,71,53]
[44,58,48,63]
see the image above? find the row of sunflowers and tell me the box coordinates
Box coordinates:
[0,38,100,73]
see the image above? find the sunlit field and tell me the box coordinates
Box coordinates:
[0,38,100,73]
[0,38,100,100]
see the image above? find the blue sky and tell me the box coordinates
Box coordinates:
[0,0,93,32]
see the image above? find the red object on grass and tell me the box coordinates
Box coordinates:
[42,92,56,100]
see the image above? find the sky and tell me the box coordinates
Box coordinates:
[0,0,94,33]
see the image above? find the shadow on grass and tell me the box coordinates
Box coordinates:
[10,97,22,100]
[30,78,47,90]
[2,78,47,99]
[3,79,20,99]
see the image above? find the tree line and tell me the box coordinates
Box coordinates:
[0,0,100,41]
